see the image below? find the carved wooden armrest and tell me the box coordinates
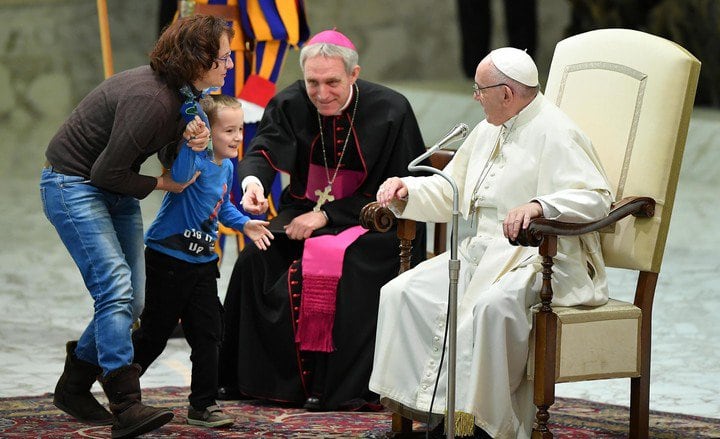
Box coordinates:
[360,201,396,232]
[360,201,417,274]
[511,196,656,247]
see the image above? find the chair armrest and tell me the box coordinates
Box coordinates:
[510,196,656,247]
[360,201,418,273]
[360,201,396,232]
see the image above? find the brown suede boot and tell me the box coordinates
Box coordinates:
[100,364,174,439]
[53,341,113,425]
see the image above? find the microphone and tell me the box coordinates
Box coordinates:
[429,123,469,152]
[408,123,469,171]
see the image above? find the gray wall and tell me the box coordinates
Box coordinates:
[0,0,570,179]
[282,0,570,88]
[0,0,158,179]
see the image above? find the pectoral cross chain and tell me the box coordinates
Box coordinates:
[313,184,335,212]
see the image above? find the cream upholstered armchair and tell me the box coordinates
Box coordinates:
[361,28,700,438]
[516,28,700,438]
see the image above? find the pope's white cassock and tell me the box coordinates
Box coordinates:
[369,92,614,438]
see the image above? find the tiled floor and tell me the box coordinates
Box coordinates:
[1,88,717,421]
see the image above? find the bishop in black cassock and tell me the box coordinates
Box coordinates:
[218,31,427,411]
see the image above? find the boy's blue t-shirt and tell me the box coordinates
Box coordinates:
[145,145,250,264]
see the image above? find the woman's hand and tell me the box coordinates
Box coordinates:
[155,170,201,193]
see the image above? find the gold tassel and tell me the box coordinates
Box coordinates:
[444,411,476,437]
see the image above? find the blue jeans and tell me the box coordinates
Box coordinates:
[40,167,145,375]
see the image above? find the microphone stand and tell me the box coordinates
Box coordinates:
[408,124,466,439]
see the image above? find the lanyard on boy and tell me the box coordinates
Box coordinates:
[179,84,216,159]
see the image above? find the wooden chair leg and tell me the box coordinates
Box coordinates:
[532,310,557,439]
[629,315,651,439]
[630,375,650,439]
[532,241,557,439]
[397,219,416,274]
[391,413,413,436]
[630,271,656,439]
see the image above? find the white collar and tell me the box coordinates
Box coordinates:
[335,83,355,115]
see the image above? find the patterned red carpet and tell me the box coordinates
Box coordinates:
[1,386,718,438]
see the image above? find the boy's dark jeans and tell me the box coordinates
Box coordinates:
[132,247,222,410]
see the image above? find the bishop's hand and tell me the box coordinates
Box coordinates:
[242,183,269,215]
[284,211,328,240]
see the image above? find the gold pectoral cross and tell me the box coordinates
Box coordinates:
[313,184,335,212]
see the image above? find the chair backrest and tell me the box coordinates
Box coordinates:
[544,29,700,273]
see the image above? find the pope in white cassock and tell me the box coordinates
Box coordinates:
[369,48,614,438]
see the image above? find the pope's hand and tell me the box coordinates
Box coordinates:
[503,201,543,240]
[376,177,407,207]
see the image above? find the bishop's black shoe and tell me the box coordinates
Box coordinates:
[303,396,325,412]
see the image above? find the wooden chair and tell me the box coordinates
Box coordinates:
[361,29,700,438]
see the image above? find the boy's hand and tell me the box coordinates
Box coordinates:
[184,115,211,152]
[244,220,274,250]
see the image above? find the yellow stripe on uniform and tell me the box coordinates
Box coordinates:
[275,0,300,44]
[258,41,282,79]
[246,0,273,41]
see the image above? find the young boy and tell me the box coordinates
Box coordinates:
[132,94,273,428]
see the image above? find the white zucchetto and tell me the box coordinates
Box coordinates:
[489,47,539,87]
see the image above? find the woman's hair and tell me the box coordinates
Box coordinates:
[299,43,359,74]
[150,15,234,89]
[200,94,242,124]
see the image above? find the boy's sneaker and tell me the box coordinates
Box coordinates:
[187,404,234,428]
